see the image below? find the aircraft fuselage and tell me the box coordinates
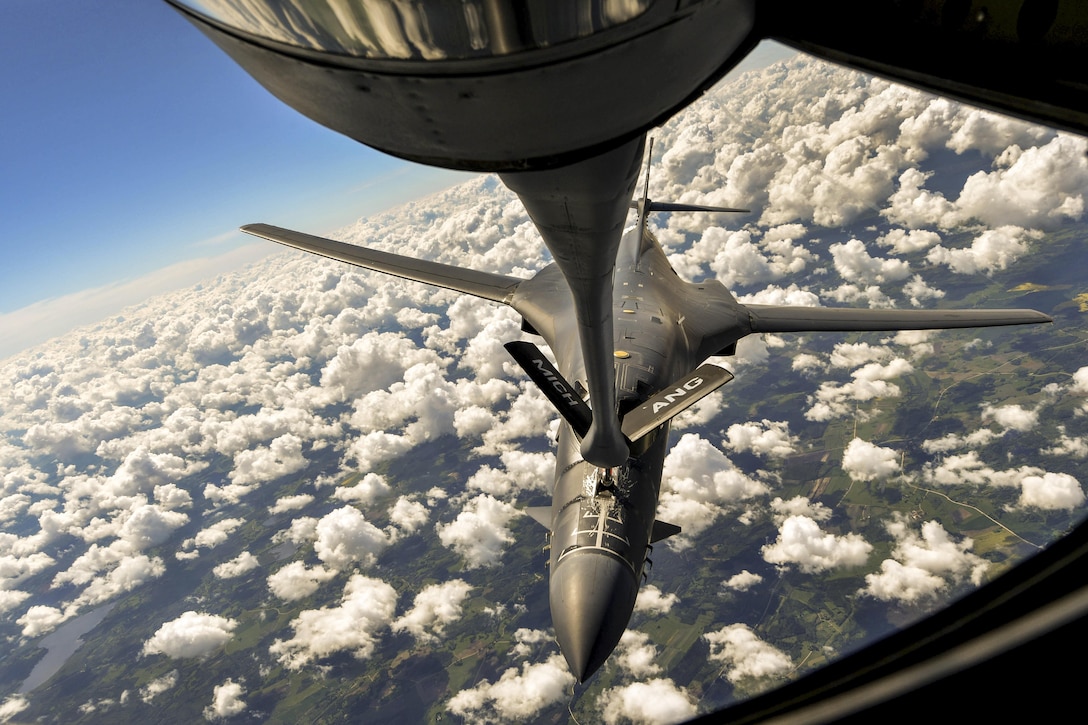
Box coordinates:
[514,225,749,681]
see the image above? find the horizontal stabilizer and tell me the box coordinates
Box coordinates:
[505,341,593,439]
[630,201,750,214]
[621,364,734,442]
[745,304,1053,333]
[241,223,523,304]
[524,506,552,530]
[647,201,750,214]
[650,520,682,544]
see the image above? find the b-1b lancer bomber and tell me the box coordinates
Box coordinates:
[241,145,1051,680]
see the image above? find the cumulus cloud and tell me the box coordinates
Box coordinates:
[596,678,698,725]
[510,628,552,658]
[830,239,910,285]
[267,561,337,601]
[332,473,391,505]
[876,228,942,254]
[387,496,429,537]
[737,283,820,307]
[861,516,989,603]
[704,624,792,684]
[466,450,554,497]
[762,497,872,573]
[142,611,238,659]
[981,403,1039,433]
[882,168,955,228]
[899,275,945,307]
[69,553,167,611]
[0,589,32,615]
[613,630,662,677]
[436,494,520,568]
[229,433,308,487]
[951,134,1088,229]
[392,580,473,643]
[926,226,1039,275]
[922,453,1083,509]
[270,494,314,514]
[17,604,68,638]
[313,506,391,571]
[446,654,575,723]
[190,518,245,550]
[139,670,178,703]
[841,438,900,482]
[805,358,914,421]
[1,551,55,594]
[0,696,29,722]
[1042,427,1088,459]
[1017,472,1085,511]
[722,570,763,592]
[659,434,769,544]
[723,419,796,458]
[319,332,444,403]
[203,679,247,721]
[634,585,680,615]
[770,495,831,523]
[828,342,891,369]
[921,429,1000,454]
[270,574,398,669]
[1071,366,1088,395]
[212,552,260,579]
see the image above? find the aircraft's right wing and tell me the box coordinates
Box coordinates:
[242,223,524,305]
[744,304,1053,332]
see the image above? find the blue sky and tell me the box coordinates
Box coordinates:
[0,0,469,356]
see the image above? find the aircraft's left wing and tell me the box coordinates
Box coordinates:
[242,223,524,305]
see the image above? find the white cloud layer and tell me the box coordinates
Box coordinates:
[142,611,238,659]
[267,562,337,601]
[704,624,792,684]
[722,570,763,592]
[596,678,698,725]
[270,574,398,669]
[841,438,900,482]
[392,579,473,643]
[212,552,260,579]
[0,48,1084,723]
[139,669,179,703]
[446,653,575,723]
[634,584,680,615]
[861,516,988,603]
[436,494,520,568]
[203,679,247,721]
[763,498,872,573]
[659,434,769,545]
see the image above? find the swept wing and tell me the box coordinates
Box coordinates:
[242,223,523,305]
[745,304,1052,333]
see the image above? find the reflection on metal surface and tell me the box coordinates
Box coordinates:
[559,493,634,571]
[176,0,652,60]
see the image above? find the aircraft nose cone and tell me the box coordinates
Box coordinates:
[550,550,639,682]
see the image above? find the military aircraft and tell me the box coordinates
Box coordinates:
[167,0,1086,709]
[241,142,1050,680]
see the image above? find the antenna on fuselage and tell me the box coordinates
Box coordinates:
[630,137,750,247]
[634,138,655,246]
